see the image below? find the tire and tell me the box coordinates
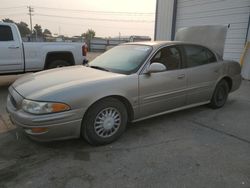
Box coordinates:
[47,60,71,69]
[210,80,229,109]
[82,98,128,146]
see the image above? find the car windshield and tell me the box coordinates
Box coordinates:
[89,44,152,74]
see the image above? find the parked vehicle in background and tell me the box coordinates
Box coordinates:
[0,22,88,74]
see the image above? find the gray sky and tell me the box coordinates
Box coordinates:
[0,0,156,38]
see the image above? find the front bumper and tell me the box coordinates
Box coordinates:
[6,91,85,142]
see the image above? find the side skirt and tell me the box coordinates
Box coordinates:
[132,101,210,123]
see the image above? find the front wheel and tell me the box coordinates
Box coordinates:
[210,80,229,109]
[82,98,128,145]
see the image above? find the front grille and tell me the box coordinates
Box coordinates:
[9,94,17,108]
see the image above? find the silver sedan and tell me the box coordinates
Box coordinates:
[7,41,241,145]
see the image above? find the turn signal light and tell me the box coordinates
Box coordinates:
[31,127,48,133]
[51,103,70,113]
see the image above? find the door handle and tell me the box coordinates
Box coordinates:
[8,46,19,49]
[177,74,185,79]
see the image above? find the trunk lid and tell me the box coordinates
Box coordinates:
[175,25,228,57]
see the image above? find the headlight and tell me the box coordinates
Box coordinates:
[22,99,70,114]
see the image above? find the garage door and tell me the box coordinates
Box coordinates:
[175,0,250,61]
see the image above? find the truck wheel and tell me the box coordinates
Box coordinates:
[210,79,229,109]
[47,60,71,69]
[81,98,128,146]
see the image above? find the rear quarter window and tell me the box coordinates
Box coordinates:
[206,49,217,63]
[0,25,14,41]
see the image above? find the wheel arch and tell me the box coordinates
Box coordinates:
[82,95,135,124]
[217,76,232,92]
[44,51,75,69]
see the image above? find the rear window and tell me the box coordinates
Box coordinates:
[0,25,13,41]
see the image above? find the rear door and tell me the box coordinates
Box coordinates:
[138,45,187,118]
[0,25,23,74]
[183,45,222,105]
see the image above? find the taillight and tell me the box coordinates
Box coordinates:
[82,44,88,56]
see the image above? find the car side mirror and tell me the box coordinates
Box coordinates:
[146,62,166,74]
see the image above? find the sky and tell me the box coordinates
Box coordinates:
[0,0,156,39]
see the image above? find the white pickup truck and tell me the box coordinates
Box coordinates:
[0,22,88,74]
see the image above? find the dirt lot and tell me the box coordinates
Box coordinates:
[0,59,249,187]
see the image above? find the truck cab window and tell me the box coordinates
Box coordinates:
[0,26,13,41]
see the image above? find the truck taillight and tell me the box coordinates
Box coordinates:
[82,44,88,56]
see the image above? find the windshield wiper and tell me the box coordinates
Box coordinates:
[90,65,110,72]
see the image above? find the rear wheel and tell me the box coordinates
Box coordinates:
[47,60,71,69]
[210,80,229,109]
[82,98,128,145]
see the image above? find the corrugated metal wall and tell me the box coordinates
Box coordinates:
[155,0,175,40]
[175,0,250,61]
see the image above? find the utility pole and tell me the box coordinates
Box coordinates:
[27,6,34,35]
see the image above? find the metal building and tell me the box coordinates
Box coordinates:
[155,0,250,61]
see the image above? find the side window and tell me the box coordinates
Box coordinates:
[151,47,181,71]
[0,25,14,41]
[184,45,209,68]
[184,45,217,67]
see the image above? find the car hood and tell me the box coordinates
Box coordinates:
[175,25,228,57]
[12,65,124,99]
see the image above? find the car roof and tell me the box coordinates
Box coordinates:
[123,41,209,49]
[124,41,180,47]
[122,41,222,60]
[0,22,16,26]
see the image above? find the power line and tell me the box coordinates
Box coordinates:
[33,6,154,15]
[34,18,153,29]
[0,6,25,10]
[35,13,154,23]
[0,13,26,17]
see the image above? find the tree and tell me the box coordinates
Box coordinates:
[43,29,52,37]
[16,22,30,37]
[2,18,30,37]
[33,24,43,37]
[2,18,54,39]
[2,18,14,23]
[82,29,95,40]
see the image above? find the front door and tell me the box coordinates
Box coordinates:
[138,46,187,118]
[0,25,23,74]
